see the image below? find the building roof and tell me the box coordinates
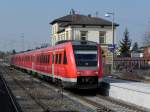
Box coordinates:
[50,14,119,27]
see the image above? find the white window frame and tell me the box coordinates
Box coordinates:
[80,31,88,40]
[99,31,106,44]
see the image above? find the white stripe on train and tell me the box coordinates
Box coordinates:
[12,64,77,82]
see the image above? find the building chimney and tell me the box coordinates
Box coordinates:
[70,9,75,15]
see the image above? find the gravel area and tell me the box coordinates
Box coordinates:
[1,64,95,112]
[0,71,22,112]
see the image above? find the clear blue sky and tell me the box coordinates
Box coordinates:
[0,0,150,51]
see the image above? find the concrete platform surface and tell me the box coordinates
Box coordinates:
[103,77,150,109]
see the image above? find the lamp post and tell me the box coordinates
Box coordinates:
[105,11,115,74]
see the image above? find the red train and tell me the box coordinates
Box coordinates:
[10,40,103,89]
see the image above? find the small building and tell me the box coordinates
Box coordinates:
[131,51,143,58]
[50,12,119,67]
[143,45,150,58]
[131,47,144,58]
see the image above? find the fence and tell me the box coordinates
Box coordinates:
[114,57,150,72]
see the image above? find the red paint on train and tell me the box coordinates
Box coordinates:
[10,41,103,89]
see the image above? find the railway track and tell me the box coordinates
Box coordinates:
[96,95,149,112]
[0,63,149,112]
[0,69,22,112]
[0,65,57,112]
[0,64,93,112]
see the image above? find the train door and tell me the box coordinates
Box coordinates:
[32,54,35,70]
[52,51,55,82]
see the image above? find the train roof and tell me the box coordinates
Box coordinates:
[12,40,98,56]
[55,40,98,46]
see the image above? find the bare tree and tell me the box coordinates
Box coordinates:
[143,31,150,46]
[143,21,150,46]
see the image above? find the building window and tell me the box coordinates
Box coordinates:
[54,25,56,33]
[99,31,106,44]
[66,31,69,40]
[58,35,61,41]
[52,26,54,34]
[80,31,88,40]
[148,48,150,53]
[53,26,55,34]
[62,34,65,40]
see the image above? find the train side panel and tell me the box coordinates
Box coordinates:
[10,41,103,89]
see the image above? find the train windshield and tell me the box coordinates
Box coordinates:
[73,45,98,69]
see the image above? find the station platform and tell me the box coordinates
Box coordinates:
[103,77,150,109]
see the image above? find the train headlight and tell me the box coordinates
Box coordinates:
[77,71,80,75]
[95,71,98,74]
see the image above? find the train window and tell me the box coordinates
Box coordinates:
[74,49,98,67]
[38,56,40,63]
[59,54,62,64]
[40,56,42,63]
[39,56,41,63]
[63,51,67,64]
[52,54,54,64]
[45,55,47,64]
[46,55,49,64]
[31,56,33,62]
[45,55,46,63]
[42,55,45,63]
[46,55,48,63]
[36,56,38,63]
[43,55,45,63]
[57,54,59,64]
[45,55,47,63]
[44,55,46,63]
[48,55,50,64]
[42,55,43,63]
[41,55,43,63]
[56,54,58,64]
[42,55,44,63]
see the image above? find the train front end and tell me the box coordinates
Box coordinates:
[72,41,103,89]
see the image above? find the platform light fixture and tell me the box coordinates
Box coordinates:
[105,11,115,74]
